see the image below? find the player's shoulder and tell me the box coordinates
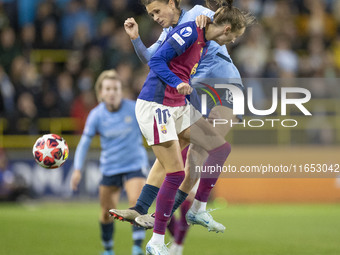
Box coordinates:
[91,102,104,113]
[83,104,101,127]
[172,21,197,37]
[87,103,103,119]
[189,5,214,16]
[190,5,209,13]
[166,21,199,48]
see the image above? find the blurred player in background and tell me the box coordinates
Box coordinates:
[70,70,148,255]
[111,0,254,254]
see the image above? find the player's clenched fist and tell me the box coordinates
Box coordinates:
[177,83,193,95]
[124,17,139,40]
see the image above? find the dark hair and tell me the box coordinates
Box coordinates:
[141,0,181,9]
[206,0,256,32]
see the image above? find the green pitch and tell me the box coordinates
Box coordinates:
[0,202,339,255]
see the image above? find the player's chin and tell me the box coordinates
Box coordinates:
[105,101,116,107]
[160,21,169,28]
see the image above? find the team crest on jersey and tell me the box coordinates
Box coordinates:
[125,116,132,123]
[180,27,192,37]
[160,125,167,134]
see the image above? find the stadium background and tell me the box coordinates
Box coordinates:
[0,0,339,254]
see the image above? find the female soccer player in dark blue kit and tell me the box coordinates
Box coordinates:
[111,2,254,253]
[112,1,254,254]
[70,70,148,255]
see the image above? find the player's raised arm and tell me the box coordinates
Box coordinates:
[124,17,139,40]
[148,22,199,90]
[124,17,167,64]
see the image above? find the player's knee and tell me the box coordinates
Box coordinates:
[167,161,185,172]
[185,168,200,182]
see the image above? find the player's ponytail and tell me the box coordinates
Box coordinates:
[95,69,121,102]
[226,0,233,9]
[206,0,255,32]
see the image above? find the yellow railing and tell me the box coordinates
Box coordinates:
[30,49,70,63]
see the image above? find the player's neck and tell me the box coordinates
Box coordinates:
[105,100,122,112]
[172,9,181,26]
[205,23,222,42]
[204,23,216,41]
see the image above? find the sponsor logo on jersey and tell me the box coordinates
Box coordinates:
[180,26,192,37]
[172,33,185,46]
[160,125,167,134]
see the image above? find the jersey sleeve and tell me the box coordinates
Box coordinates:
[148,23,198,88]
[73,109,97,171]
[83,109,98,137]
[73,135,92,171]
[131,30,167,64]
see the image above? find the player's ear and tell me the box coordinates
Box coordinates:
[168,0,174,7]
[224,25,232,34]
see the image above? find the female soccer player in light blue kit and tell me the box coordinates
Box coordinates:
[70,70,148,255]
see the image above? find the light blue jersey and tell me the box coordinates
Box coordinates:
[74,100,148,176]
[132,5,242,81]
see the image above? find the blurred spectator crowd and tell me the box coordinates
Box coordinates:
[0,0,339,134]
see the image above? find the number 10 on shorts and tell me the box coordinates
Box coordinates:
[156,108,171,124]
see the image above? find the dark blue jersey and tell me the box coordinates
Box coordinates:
[138,21,209,106]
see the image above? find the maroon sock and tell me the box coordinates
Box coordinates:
[167,215,177,237]
[154,171,185,235]
[195,142,231,202]
[174,199,191,245]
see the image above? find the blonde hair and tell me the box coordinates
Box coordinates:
[141,0,181,9]
[94,69,122,102]
[206,0,256,31]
